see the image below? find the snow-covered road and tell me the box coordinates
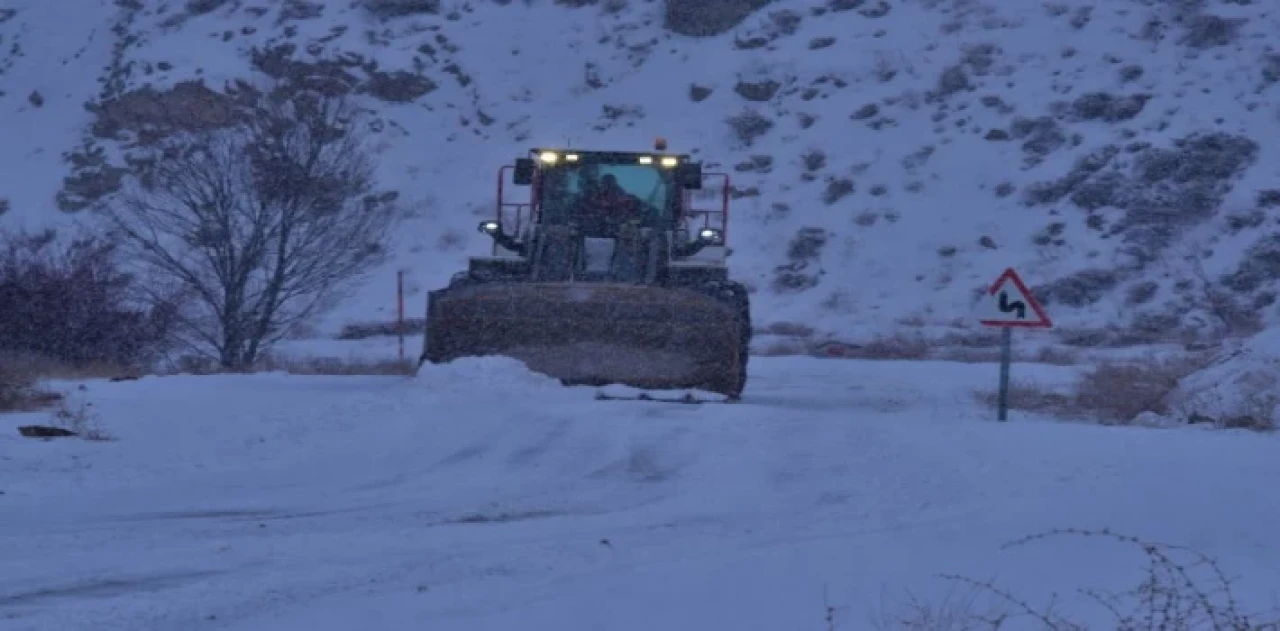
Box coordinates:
[2,357,1278,630]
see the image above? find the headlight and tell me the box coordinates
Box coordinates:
[539,151,558,164]
[478,220,501,234]
[660,157,678,168]
[697,228,722,242]
[565,153,579,161]
[637,156,653,164]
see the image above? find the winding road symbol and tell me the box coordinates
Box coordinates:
[997,291,1026,319]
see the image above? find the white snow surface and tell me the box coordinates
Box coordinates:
[2,0,1279,341]
[4,356,1280,630]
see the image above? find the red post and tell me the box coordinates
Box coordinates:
[396,270,405,362]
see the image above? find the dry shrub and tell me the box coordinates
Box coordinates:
[844,335,932,360]
[268,356,416,376]
[800,335,933,360]
[938,329,1003,348]
[876,528,1278,630]
[726,108,774,145]
[843,336,1074,363]
[973,379,1075,416]
[758,321,816,337]
[0,229,174,369]
[337,318,425,340]
[754,338,809,357]
[1053,327,1110,348]
[874,584,1008,630]
[896,314,928,327]
[975,354,1209,423]
[1216,411,1276,432]
[169,354,415,376]
[0,362,62,413]
[755,331,1079,365]
[934,347,1003,363]
[1073,356,1206,422]
[361,0,439,18]
[1206,376,1280,431]
[0,351,140,381]
[1032,346,1080,365]
[936,346,1079,365]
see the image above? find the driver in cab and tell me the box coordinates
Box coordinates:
[577,173,643,229]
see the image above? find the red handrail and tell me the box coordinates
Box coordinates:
[494,165,536,256]
[683,172,730,243]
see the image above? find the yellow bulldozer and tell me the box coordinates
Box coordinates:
[418,140,751,402]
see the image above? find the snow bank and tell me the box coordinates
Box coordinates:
[413,356,563,395]
[1163,330,1280,429]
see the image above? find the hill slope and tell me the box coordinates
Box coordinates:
[2,0,1278,346]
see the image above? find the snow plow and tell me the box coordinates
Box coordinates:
[420,140,751,400]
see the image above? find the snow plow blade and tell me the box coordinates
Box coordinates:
[423,282,747,397]
[593,390,737,404]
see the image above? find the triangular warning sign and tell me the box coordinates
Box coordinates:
[976,267,1052,328]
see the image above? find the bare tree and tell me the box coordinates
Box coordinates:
[103,89,399,368]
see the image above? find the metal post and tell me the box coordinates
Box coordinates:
[396,270,405,362]
[997,327,1012,421]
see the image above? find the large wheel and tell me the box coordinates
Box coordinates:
[694,280,751,399]
[723,280,751,399]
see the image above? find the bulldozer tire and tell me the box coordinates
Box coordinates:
[691,279,751,399]
[724,280,751,399]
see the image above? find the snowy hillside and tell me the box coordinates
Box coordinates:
[3,0,1279,344]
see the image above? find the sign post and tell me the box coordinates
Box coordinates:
[997,327,1012,420]
[396,270,406,362]
[976,267,1052,421]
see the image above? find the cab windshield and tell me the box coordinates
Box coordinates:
[538,162,675,227]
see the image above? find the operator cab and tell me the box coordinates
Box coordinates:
[517,148,700,233]
[474,140,729,284]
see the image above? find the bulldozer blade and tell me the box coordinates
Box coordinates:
[424,282,746,397]
[593,390,739,404]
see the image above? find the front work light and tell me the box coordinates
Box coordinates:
[539,151,558,164]
[672,226,725,258]
[478,219,525,255]
[660,157,678,168]
[697,228,723,245]
[637,156,653,164]
[565,153,580,161]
